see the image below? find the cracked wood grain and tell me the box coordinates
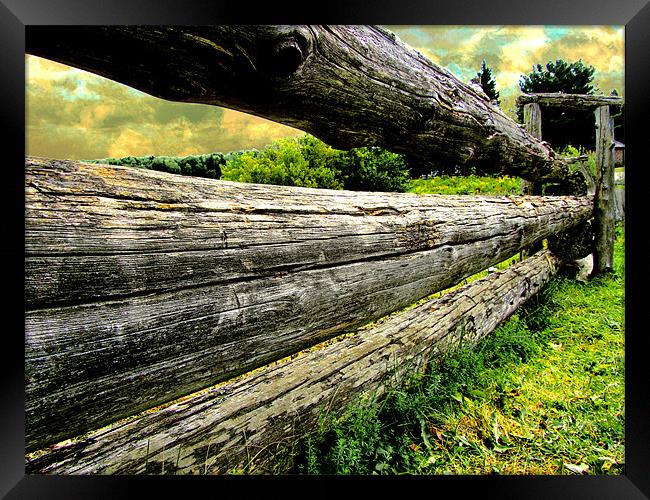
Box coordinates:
[27,25,574,181]
[25,157,592,452]
[26,250,559,474]
[516,93,623,111]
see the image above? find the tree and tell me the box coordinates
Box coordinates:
[333,146,412,192]
[474,60,500,105]
[517,59,598,151]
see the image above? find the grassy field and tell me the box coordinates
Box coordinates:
[408,175,521,196]
[289,226,625,475]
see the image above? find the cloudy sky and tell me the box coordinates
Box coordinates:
[26,25,624,160]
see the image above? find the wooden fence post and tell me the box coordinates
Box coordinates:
[521,103,544,196]
[521,102,544,258]
[592,104,616,276]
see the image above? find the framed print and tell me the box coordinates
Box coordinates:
[2,0,648,497]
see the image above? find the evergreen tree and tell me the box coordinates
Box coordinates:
[475,60,501,105]
[519,59,596,96]
[517,59,598,150]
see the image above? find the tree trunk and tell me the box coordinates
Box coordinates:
[592,105,616,276]
[26,25,572,182]
[25,157,593,452]
[26,250,559,475]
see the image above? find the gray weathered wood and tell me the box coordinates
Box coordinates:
[524,102,543,139]
[25,250,559,475]
[613,188,625,222]
[521,103,543,196]
[592,105,616,275]
[25,157,593,453]
[516,93,623,111]
[26,25,574,182]
[520,102,544,257]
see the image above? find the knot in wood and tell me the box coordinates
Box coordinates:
[269,38,304,77]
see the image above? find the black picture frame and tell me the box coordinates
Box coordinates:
[2,1,648,498]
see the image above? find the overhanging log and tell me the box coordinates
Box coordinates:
[26,249,559,474]
[27,25,573,182]
[25,157,593,453]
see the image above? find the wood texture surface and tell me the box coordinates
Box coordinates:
[25,157,592,452]
[26,25,574,181]
[26,250,559,474]
[516,93,623,111]
[592,105,616,275]
[521,103,543,196]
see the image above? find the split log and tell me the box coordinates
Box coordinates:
[25,157,593,452]
[25,249,559,475]
[520,102,544,255]
[521,103,543,195]
[516,93,623,111]
[26,25,572,182]
[592,105,617,275]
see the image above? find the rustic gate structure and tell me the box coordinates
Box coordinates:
[24,26,622,474]
[516,92,623,274]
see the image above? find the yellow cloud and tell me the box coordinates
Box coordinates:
[26,55,81,86]
[220,109,303,148]
[178,146,201,156]
[499,27,550,78]
[26,54,304,159]
[607,55,624,74]
[78,103,114,129]
[107,129,154,158]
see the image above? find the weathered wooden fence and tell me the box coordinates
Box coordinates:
[24,25,620,474]
[516,93,623,274]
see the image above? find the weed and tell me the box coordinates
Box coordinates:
[408,175,521,196]
[291,226,625,475]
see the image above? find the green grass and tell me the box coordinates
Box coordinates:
[290,227,624,475]
[408,175,521,196]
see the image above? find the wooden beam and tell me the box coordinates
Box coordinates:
[26,250,559,475]
[25,25,573,182]
[25,157,593,452]
[592,105,616,275]
[520,102,545,257]
[516,93,623,111]
[521,103,544,196]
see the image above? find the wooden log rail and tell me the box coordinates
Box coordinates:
[26,25,575,182]
[25,157,593,453]
[516,93,623,111]
[26,249,559,474]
